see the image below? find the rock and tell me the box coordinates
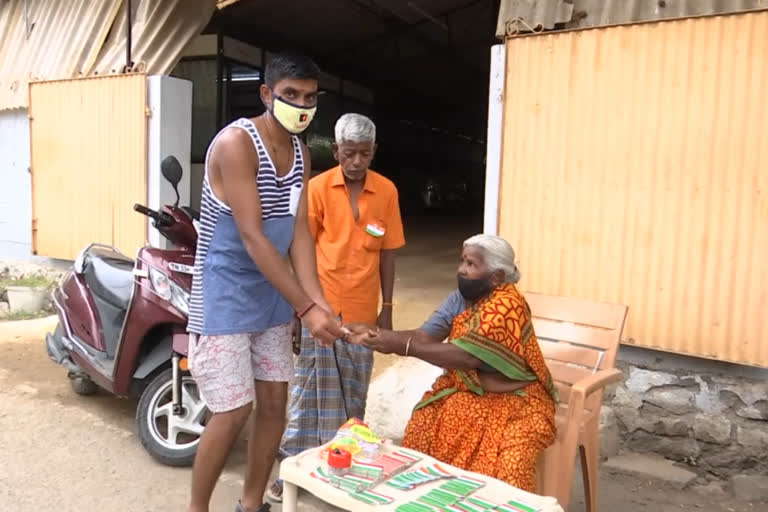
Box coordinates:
[736,401,768,421]
[612,385,643,409]
[717,380,768,407]
[699,447,757,473]
[693,414,732,444]
[637,414,692,437]
[600,407,621,458]
[613,405,641,432]
[730,474,768,501]
[692,481,727,497]
[625,368,680,393]
[603,453,698,489]
[695,376,729,414]
[644,388,697,415]
[736,425,768,448]
[628,431,701,460]
[0,301,9,318]
[365,357,443,441]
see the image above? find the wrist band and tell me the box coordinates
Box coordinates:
[382,302,394,307]
[297,301,316,318]
[405,336,412,357]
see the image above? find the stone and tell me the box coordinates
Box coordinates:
[736,425,768,448]
[364,357,443,441]
[603,453,698,489]
[717,380,768,408]
[612,385,643,409]
[693,414,732,444]
[699,447,757,473]
[626,367,680,393]
[692,481,727,497]
[736,401,768,421]
[644,387,697,415]
[628,431,701,460]
[695,376,729,414]
[637,414,692,437]
[600,407,621,458]
[730,474,768,501]
[613,405,641,432]
[0,301,9,318]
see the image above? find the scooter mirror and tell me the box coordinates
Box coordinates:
[161,156,183,206]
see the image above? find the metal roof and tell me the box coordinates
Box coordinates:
[0,0,216,111]
[496,0,768,37]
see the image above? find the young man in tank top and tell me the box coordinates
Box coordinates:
[186,53,345,512]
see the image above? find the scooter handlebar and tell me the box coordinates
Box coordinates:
[133,204,174,227]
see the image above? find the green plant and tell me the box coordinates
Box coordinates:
[1,310,47,321]
[0,274,53,290]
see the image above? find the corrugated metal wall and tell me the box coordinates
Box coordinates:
[29,74,148,260]
[499,11,768,367]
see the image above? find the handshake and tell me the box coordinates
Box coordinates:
[341,323,381,345]
[302,304,396,353]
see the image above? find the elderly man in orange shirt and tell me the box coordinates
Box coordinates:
[268,113,405,502]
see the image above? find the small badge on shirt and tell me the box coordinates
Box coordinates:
[365,223,386,237]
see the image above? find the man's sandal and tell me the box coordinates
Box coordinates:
[266,478,283,503]
[235,501,271,512]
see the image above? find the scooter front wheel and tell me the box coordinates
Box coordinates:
[136,368,208,467]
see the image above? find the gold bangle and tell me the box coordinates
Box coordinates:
[382,302,394,307]
[405,336,412,357]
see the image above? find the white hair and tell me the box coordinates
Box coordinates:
[334,113,376,144]
[463,234,521,283]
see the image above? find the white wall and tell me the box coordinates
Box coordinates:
[191,163,204,211]
[0,109,32,259]
[147,76,193,249]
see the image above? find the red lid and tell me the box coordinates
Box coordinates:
[327,448,352,469]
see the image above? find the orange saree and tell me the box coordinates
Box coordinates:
[402,283,557,492]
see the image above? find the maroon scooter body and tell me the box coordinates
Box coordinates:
[49,204,197,396]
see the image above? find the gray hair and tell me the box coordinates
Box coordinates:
[463,234,521,284]
[334,113,376,144]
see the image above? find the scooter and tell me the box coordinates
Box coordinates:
[45,156,206,466]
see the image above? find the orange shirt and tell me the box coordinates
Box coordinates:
[308,166,405,324]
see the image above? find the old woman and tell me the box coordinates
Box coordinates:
[345,234,557,492]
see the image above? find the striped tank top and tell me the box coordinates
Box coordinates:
[187,118,304,335]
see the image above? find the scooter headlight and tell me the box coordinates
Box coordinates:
[169,281,190,316]
[149,267,190,316]
[149,267,171,299]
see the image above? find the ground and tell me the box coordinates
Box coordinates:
[0,216,765,511]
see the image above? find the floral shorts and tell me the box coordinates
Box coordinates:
[189,323,294,413]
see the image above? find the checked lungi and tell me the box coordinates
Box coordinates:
[279,327,374,458]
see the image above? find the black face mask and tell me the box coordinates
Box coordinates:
[457,275,494,301]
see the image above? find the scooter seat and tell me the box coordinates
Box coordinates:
[83,247,135,309]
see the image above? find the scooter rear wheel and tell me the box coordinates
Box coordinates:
[136,368,208,467]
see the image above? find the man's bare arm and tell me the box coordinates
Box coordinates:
[380,249,395,305]
[212,129,311,311]
[289,144,328,308]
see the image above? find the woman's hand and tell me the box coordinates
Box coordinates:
[362,329,405,355]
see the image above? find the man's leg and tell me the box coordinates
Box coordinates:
[240,380,289,510]
[186,333,257,512]
[188,404,252,512]
[241,323,295,510]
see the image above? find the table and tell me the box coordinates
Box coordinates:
[279,440,564,512]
